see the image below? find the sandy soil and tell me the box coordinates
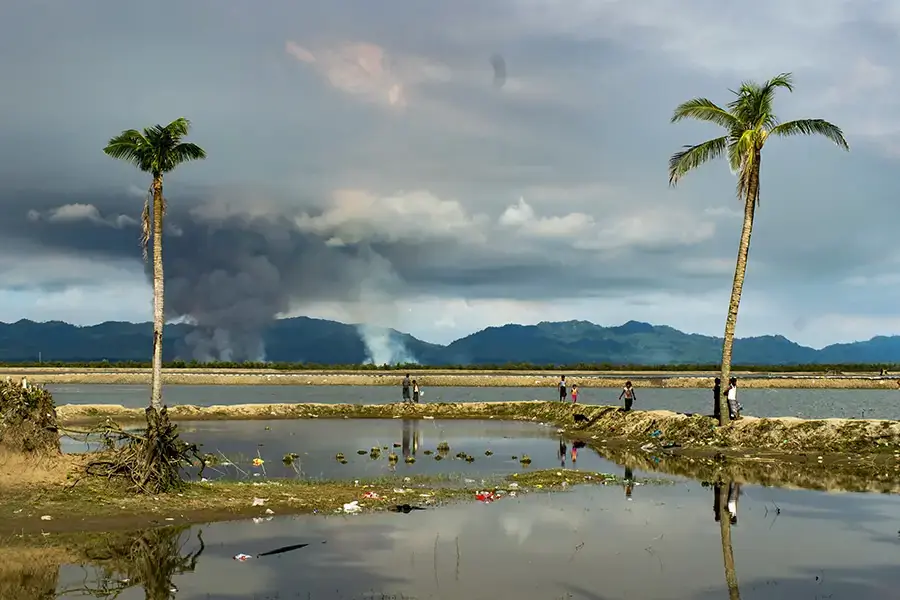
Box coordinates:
[3,368,900,388]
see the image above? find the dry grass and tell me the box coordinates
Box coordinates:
[2,368,898,388]
[0,448,82,489]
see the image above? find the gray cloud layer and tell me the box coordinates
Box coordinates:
[2,0,900,350]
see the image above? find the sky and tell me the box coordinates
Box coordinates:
[1,0,899,355]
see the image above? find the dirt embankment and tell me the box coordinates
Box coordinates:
[4,368,899,388]
[58,401,900,454]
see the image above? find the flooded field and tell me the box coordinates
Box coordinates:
[63,419,642,481]
[51,383,900,419]
[23,478,899,599]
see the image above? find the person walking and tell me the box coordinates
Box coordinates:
[558,375,567,402]
[401,373,411,404]
[619,381,636,411]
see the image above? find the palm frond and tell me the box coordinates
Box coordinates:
[165,117,192,138]
[104,130,153,171]
[670,98,740,129]
[770,119,849,150]
[668,136,728,186]
[163,142,207,172]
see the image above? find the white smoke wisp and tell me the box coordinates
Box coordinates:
[357,323,419,366]
[351,250,419,366]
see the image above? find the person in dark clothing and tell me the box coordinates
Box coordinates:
[713,377,722,419]
[402,374,411,403]
[558,375,567,401]
[619,381,636,411]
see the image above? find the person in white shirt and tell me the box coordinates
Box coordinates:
[726,377,739,419]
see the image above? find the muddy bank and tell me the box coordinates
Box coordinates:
[4,369,899,388]
[57,401,900,454]
[593,444,900,494]
[0,462,621,537]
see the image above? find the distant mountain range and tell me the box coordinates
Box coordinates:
[1,317,899,366]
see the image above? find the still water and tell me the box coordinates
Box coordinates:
[51,383,900,419]
[45,480,900,599]
[62,419,645,481]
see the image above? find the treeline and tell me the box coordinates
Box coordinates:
[0,359,896,372]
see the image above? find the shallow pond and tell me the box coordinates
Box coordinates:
[50,383,900,419]
[45,479,900,599]
[64,419,647,481]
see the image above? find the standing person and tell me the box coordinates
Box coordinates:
[412,380,420,404]
[558,375,567,402]
[557,438,567,467]
[726,377,739,419]
[619,381,636,411]
[713,377,722,419]
[401,373,411,404]
[571,384,579,404]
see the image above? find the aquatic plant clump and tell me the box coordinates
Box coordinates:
[0,379,60,454]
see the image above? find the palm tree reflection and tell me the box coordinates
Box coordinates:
[401,419,420,458]
[713,481,742,600]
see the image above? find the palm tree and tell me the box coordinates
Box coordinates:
[668,73,848,425]
[104,119,206,411]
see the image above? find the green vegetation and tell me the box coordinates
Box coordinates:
[2,359,898,372]
[668,73,849,424]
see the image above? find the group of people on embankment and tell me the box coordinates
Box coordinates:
[399,371,743,418]
[559,373,741,418]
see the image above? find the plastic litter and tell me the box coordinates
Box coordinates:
[343,500,361,513]
[252,497,267,506]
[363,491,380,499]
[475,491,501,503]
[233,553,253,561]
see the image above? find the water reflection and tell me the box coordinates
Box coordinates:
[400,418,421,458]
[713,481,742,600]
[58,526,204,600]
[624,465,634,500]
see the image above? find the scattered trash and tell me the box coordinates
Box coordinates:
[509,482,519,488]
[252,458,264,467]
[640,443,655,452]
[40,515,52,521]
[475,491,500,503]
[233,553,253,561]
[252,498,267,506]
[363,491,381,499]
[265,508,274,515]
[650,430,662,438]
[343,501,361,513]
[393,488,408,494]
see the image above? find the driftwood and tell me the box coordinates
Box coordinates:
[84,406,204,494]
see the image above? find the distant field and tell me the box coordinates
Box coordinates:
[2,366,899,389]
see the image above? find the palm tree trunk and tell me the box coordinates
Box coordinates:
[718,484,741,600]
[150,175,165,412]
[719,151,760,425]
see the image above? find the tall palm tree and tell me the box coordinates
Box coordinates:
[103,118,206,411]
[668,73,848,425]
